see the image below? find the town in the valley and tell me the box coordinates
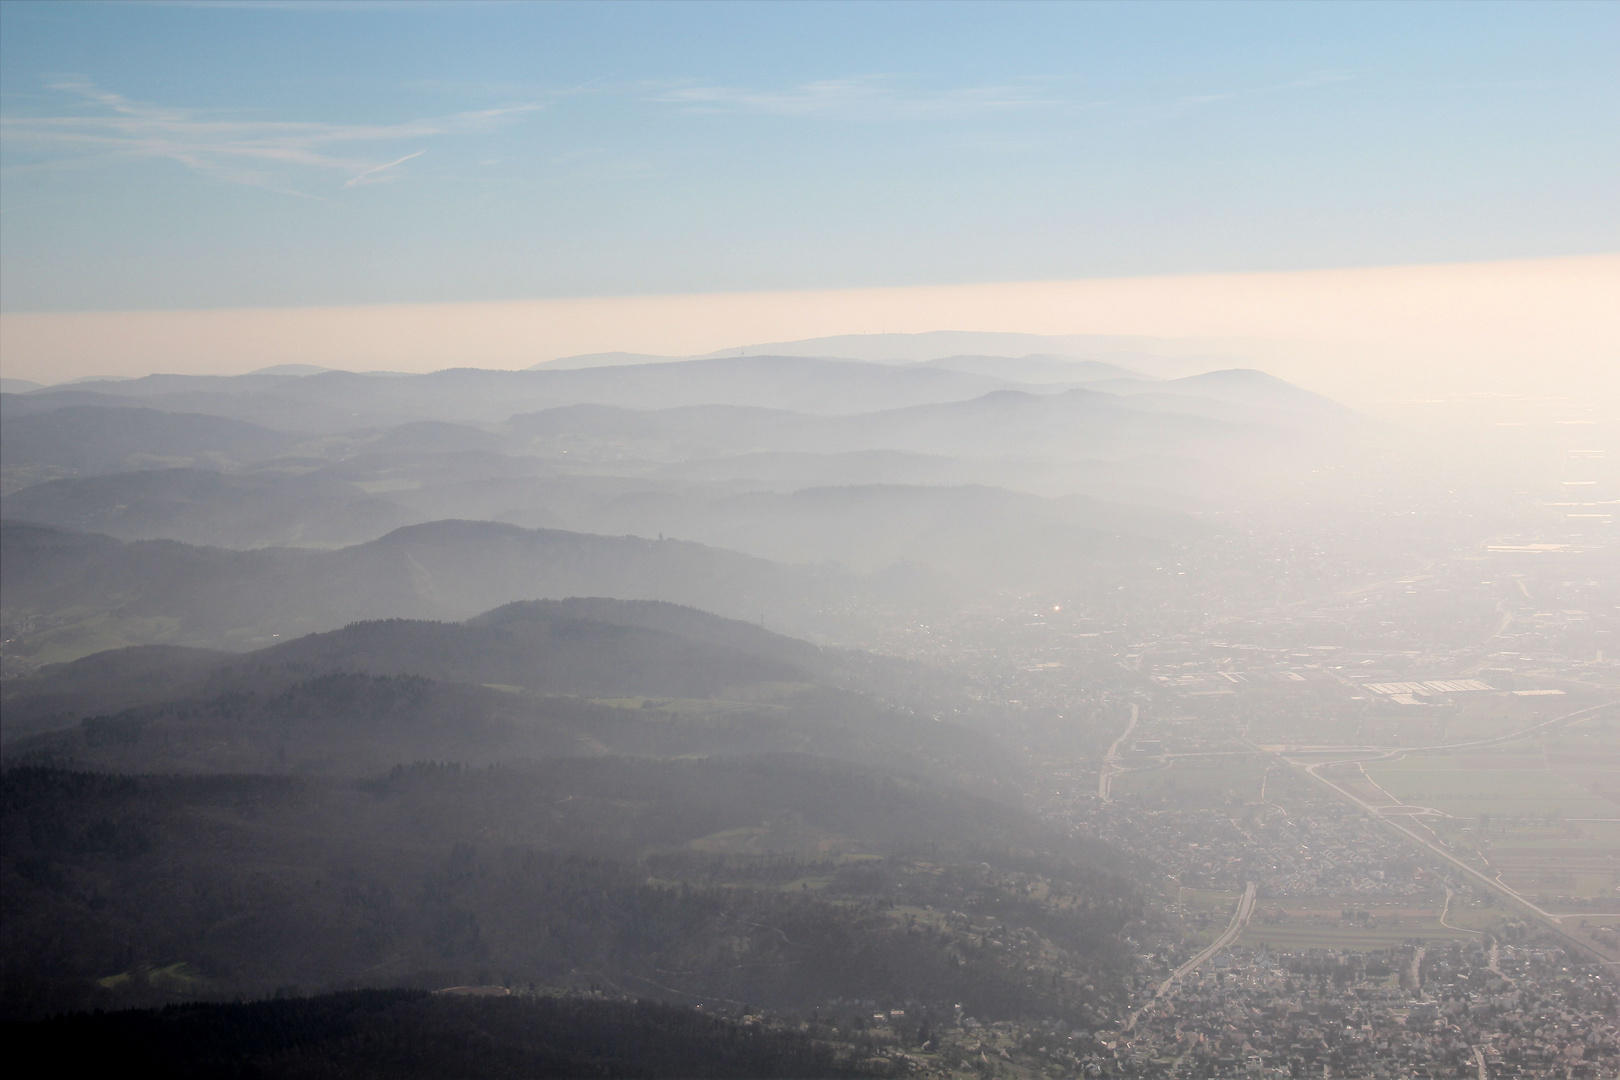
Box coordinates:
[844,514,1620,1078]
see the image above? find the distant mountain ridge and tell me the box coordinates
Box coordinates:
[0,406,296,494]
[5,352,1338,435]
[2,467,413,546]
[5,356,1046,429]
[503,382,1325,465]
[4,461,1204,585]
[534,330,1251,376]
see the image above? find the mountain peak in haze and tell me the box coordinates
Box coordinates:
[535,331,1254,377]
[915,354,1148,384]
[692,331,1249,374]
[1161,368,1355,415]
[248,364,343,377]
[530,351,682,370]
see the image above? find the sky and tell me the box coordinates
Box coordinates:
[2,0,1616,317]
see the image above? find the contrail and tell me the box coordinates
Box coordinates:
[345,149,425,187]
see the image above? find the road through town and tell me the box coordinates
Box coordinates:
[1097,702,1139,802]
[1125,882,1256,1032]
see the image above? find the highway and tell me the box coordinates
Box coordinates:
[1256,701,1620,969]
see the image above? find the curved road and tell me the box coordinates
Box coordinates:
[1098,703,1139,802]
[1160,882,1257,995]
[1126,882,1256,1031]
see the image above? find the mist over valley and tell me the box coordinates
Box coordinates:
[3,3,1616,1074]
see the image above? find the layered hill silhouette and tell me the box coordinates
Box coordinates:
[3,467,414,547]
[6,362,1362,539]
[3,598,1002,788]
[3,465,1198,571]
[1,338,1376,1037]
[6,354,1346,440]
[521,483,1198,576]
[5,356,1043,430]
[0,406,296,494]
[0,604,1135,1021]
[0,520,859,668]
[503,381,1336,465]
[4,598,819,733]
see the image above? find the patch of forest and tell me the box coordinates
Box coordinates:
[5,668,1013,792]
[1,762,1140,1025]
[0,518,857,668]
[2,989,872,1078]
[3,600,1006,791]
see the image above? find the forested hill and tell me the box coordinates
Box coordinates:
[3,598,827,731]
[1,761,1140,1025]
[0,519,865,669]
[3,990,870,1078]
[2,599,1004,789]
[250,610,811,698]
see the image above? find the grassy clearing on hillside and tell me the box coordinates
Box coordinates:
[588,692,801,718]
[6,610,187,667]
[96,962,202,993]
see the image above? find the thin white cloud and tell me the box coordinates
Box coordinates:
[1150,72,1354,118]
[0,79,541,196]
[652,75,1069,119]
[345,149,426,187]
[653,71,1349,124]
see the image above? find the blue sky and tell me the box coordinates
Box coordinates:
[1,0,1614,312]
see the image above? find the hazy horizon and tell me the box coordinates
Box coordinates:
[6,1,1613,403]
[3,3,1616,1072]
[4,255,1617,412]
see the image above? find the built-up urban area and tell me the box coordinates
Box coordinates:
[852,516,1619,1077]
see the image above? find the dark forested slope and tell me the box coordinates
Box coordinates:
[3,600,1005,789]
[0,520,855,667]
[1,761,1140,1024]
[4,991,868,1079]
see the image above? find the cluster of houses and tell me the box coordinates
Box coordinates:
[1118,941,1618,1078]
[1066,782,1431,900]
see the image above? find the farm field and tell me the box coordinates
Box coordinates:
[1426,697,1580,744]
[1465,819,1620,908]
[1543,717,1620,806]
[1256,693,1606,754]
[1237,893,1490,950]
[1345,715,1620,941]
[1363,755,1617,820]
